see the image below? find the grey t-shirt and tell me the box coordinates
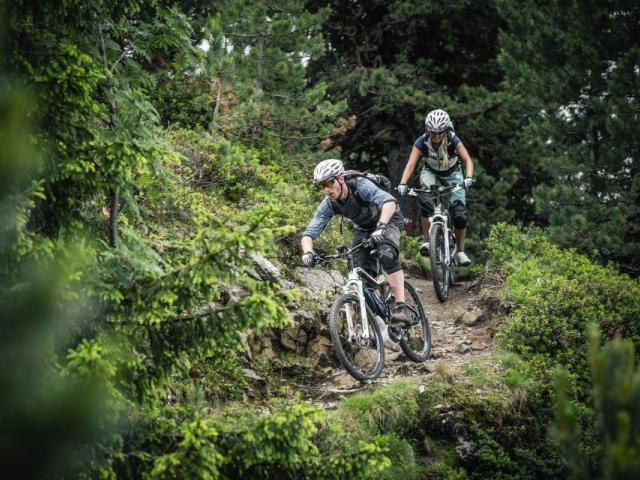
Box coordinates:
[303,176,401,239]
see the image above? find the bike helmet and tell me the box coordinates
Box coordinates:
[312,158,344,184]
[425,109,450,134]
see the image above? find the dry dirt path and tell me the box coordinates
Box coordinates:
[304,273,495,408]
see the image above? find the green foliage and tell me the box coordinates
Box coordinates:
[340,379,420,435]
[554,327,640,479]
[0,66,118,478]
[485,223,640,395]
[138,401,395,479]
[401,232,430,274]
[5,0,194,235]
[150,414,224,480]
[7,0,640,478]
[152,0,346,156]
[484,224,640,477]
[496,0,640,274]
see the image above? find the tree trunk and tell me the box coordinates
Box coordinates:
[254,33,265,139]
[211,76,221,128]
[109,186,120,248]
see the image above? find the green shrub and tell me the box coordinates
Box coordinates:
[485,223,640,396]
[554,326,640,479]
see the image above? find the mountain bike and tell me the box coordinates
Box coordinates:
[407,182,470,302]
[313,238,430,381]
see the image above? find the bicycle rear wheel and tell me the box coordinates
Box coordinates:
[430,223,450,302]
[399,282,431,362]
[328,293,384,381]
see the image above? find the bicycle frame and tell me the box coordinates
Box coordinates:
[317,241,387,343]
[409,183,465,268]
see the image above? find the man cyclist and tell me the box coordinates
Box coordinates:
[397,109,474,266]
[301,159,413,325]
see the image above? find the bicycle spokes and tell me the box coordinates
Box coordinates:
[333,298,382,378]
[399,282,431,362]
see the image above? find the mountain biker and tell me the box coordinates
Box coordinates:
[397,109,474,266]
[301,159,414,326]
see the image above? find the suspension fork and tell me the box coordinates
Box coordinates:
[429,212,451,267]
[342,272,370,341]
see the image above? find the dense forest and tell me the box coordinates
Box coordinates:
[1,0,639,479]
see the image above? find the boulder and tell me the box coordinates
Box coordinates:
[247,330,277,359]
[307,336,333,366]
[296,267,345,295]
[458,308,485,327]
[280,325,309,353]
[249,252,281,282]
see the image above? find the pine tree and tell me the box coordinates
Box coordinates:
[497,0,640,273]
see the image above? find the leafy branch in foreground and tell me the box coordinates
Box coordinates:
[554,325,640,479]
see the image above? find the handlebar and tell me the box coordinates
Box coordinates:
[313,238,374,266]
[404,180,473,198]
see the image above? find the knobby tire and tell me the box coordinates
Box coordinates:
[430,223,450,302]
[328,293,384,381]
[399,281,431,362]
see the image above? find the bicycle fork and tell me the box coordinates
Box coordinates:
[429,212,453,268]
[342,271,370,342]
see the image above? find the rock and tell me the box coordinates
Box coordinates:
[455,343,471,354]
[249,252,281,282]
[219,285,245,305]
[307,336,334,366]
[248,331,277,359]
[385,351,404,363]
[242,368,265,384]
[237,330,252,361]
[458,308,485,327]
[455,436,474,460]
[394,363,413,375]
[296,267,345,294]
[332,371,358,387]
[271,358,307,376]
[415,363,431,374]
[280,325,308,353]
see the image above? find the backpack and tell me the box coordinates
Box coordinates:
[343,169,392,193]
[331,169,395,234]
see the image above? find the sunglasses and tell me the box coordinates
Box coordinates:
[428,130,445,136]
[319,178,335,189]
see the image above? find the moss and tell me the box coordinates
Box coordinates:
[423,438,468,480]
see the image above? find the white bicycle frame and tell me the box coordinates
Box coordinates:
[411,184,465,268]
[341,267,385,342]
[429,205,454,269]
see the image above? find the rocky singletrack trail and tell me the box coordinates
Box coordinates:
[304,273,495,408]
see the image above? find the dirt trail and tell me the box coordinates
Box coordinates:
[305,274,494,407]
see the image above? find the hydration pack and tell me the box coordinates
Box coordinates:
[343,170,392,193]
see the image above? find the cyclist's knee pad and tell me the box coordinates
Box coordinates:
[378,243,401,274]
[450,201,467,229]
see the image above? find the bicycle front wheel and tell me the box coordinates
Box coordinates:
[399,281,431,362]
[430,223,450,302]
[328,293,384,381]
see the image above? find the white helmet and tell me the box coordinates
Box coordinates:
[425,109,450,134]
[312,159,344,184]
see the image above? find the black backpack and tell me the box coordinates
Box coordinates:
[343,169,392,192]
